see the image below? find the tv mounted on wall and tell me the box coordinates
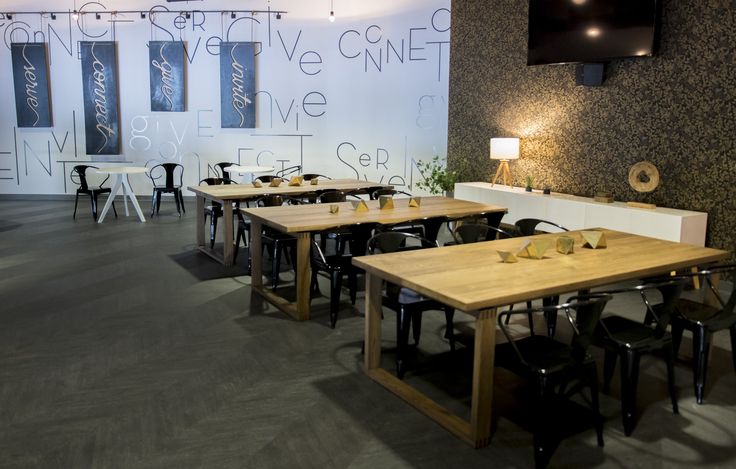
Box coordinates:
[527,0,661,66]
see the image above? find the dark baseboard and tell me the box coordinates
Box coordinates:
[0,193,195,201]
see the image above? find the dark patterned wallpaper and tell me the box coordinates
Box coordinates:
[448,0,736,250]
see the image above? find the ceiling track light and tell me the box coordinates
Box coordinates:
[7,13,12,20]
[140,12,146,18]
[328,0,335,22]
[231,11,236,19]
[185,11,191,19]
[276,12,281,20]
[50,12,57,19]
[72,10,79,20]
[95,12,101,20]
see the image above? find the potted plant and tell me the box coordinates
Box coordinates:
[524,175,534,192]
[415,155,458,197]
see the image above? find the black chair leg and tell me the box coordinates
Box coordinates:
[444,308,456,351]
[156,191,162,214]
[692,327,710,404]
[589,366,604,447]
[602,349,617,393]
[620,349,641,436]
[396,305,412,379]
[664,343,679,414]
[411,311,423,345]
[73,192,80,219]
[671,322,684,359]
[151,191,157,217]
[90,193,98,221]
[329,271,342,328]
[730,325,736,373]
[348,269,357,305]
[178,190,186,213]
[210,216,218,249]
[112,201,117,218]
[543,296,559,337]
[174,190,181,216]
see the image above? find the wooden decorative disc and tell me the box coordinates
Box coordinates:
[628,161,660,193]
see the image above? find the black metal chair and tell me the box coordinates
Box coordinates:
[254,175,280,184]
[664,264,736,404]
[199,178,237,249]
[214,162,235,182]
[367,232,455,378]
[256,195,301,288]
[496,294,611,468]
[148,163,185,216]
[448,223,513,245]
[369,188,412,200]
[301,173,332,181]
[512,218,570,336]
[592,278,686,435]
[70,165,117,221]
[310,239,357,328]
[276,165,302,178]
[370,188,427,238]
[316,190,356,255]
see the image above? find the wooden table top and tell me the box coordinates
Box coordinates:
[352,229,730,312]
[187,178,389,203]
[241,196,507,233]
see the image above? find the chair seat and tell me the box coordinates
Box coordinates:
[596,315,669,348]
[497,335,591,377]
[154,185,181,190]
[78,186,110,193]
[677,298,736,329]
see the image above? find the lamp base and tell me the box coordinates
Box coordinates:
[491,160,512,186]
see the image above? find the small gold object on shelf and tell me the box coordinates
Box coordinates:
[310,178,319,185]
[594,191,614,203]
[288,176,303,186]
[379,195,394,210]
[269,177,283,187]
[626,201,657,209]
[497,250,518,263]
[518,239,551,260]
[252,180,263,188]
[351,200,369,212]
[556,236,575,255]
[581,230,607,249]
[329,204,339,214]
[408,197,421,208]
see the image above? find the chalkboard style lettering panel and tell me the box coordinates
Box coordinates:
[149,41,185,112]
[80,41,120,155]
[11,43,53,128]
[220,42,256,129]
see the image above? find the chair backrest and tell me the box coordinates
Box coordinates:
[70,165,100,191]
[149,163,184,188]
[276,165,302,178]
[214,162,235,179]
[370,188,413,200]
[301,173,332,181]
[514,218,568,236]
[200,177,235,186]
[672,263,736,315]
[367,231,438,255]
[452,223,513,244]
[317,190,347,204]
[498,294,612,367]
[254,175,279,183]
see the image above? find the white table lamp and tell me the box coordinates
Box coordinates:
[490,137,520,186]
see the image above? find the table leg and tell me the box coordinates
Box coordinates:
[196,196,205,247]
[223,202,234,266]
[470,308,497,448]
[121,175,146,222]
[97,175,123,223]
[364,272,383,370]
[122,184,130,216]
[295,232,312,321]
[251,220,263,288]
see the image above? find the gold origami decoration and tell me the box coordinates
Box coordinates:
[581,231,607,249]
[379,195,394,210]
[329,204,339,214]
[351,200,369,212]
[269,177,283,187]
[518,239,551,260]
[310,178,319,185]
[408,197,421,208]
[556,236,575,255]
[497,250,518,263]
[252,180,263,188]
[288,176,303,186]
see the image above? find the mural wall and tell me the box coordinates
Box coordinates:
[447,0,736,250]
[0,0,450,195]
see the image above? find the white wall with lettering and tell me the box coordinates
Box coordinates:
[0,0,450,196]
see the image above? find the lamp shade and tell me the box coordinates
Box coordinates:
[490,137,520,160]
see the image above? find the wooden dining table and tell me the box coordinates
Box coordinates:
[187,179,390,266]
[352,229,729,448]
[241,196,507,321]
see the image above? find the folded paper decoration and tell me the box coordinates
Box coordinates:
[556,236,575,255]
[581,230,607,249]
[518,239,551,260]
[379,195,394,210]
[269,178,283,187]
[351,200,369,212]
[497,250,518,263]
[408,197,421,208]
[310,178,319,185]
[288,176,303,186]
[252,180,263,188]
[329,204,339,214]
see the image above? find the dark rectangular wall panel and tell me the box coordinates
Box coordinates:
[80,41,120,155]
[11,43,53,128]
[220,42,256,129]
[149,41,185,112]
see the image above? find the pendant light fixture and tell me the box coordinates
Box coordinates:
[329,0,335,22]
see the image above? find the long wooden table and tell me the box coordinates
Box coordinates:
[187,179,390,266]
[352,229,729,448]
[242,196,507,321]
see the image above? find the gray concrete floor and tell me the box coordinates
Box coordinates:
[1,198,735,468]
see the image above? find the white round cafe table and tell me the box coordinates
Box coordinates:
[224,165,275,183]
[94,166,148,223]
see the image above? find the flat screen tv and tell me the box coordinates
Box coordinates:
[527,0,660,66]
